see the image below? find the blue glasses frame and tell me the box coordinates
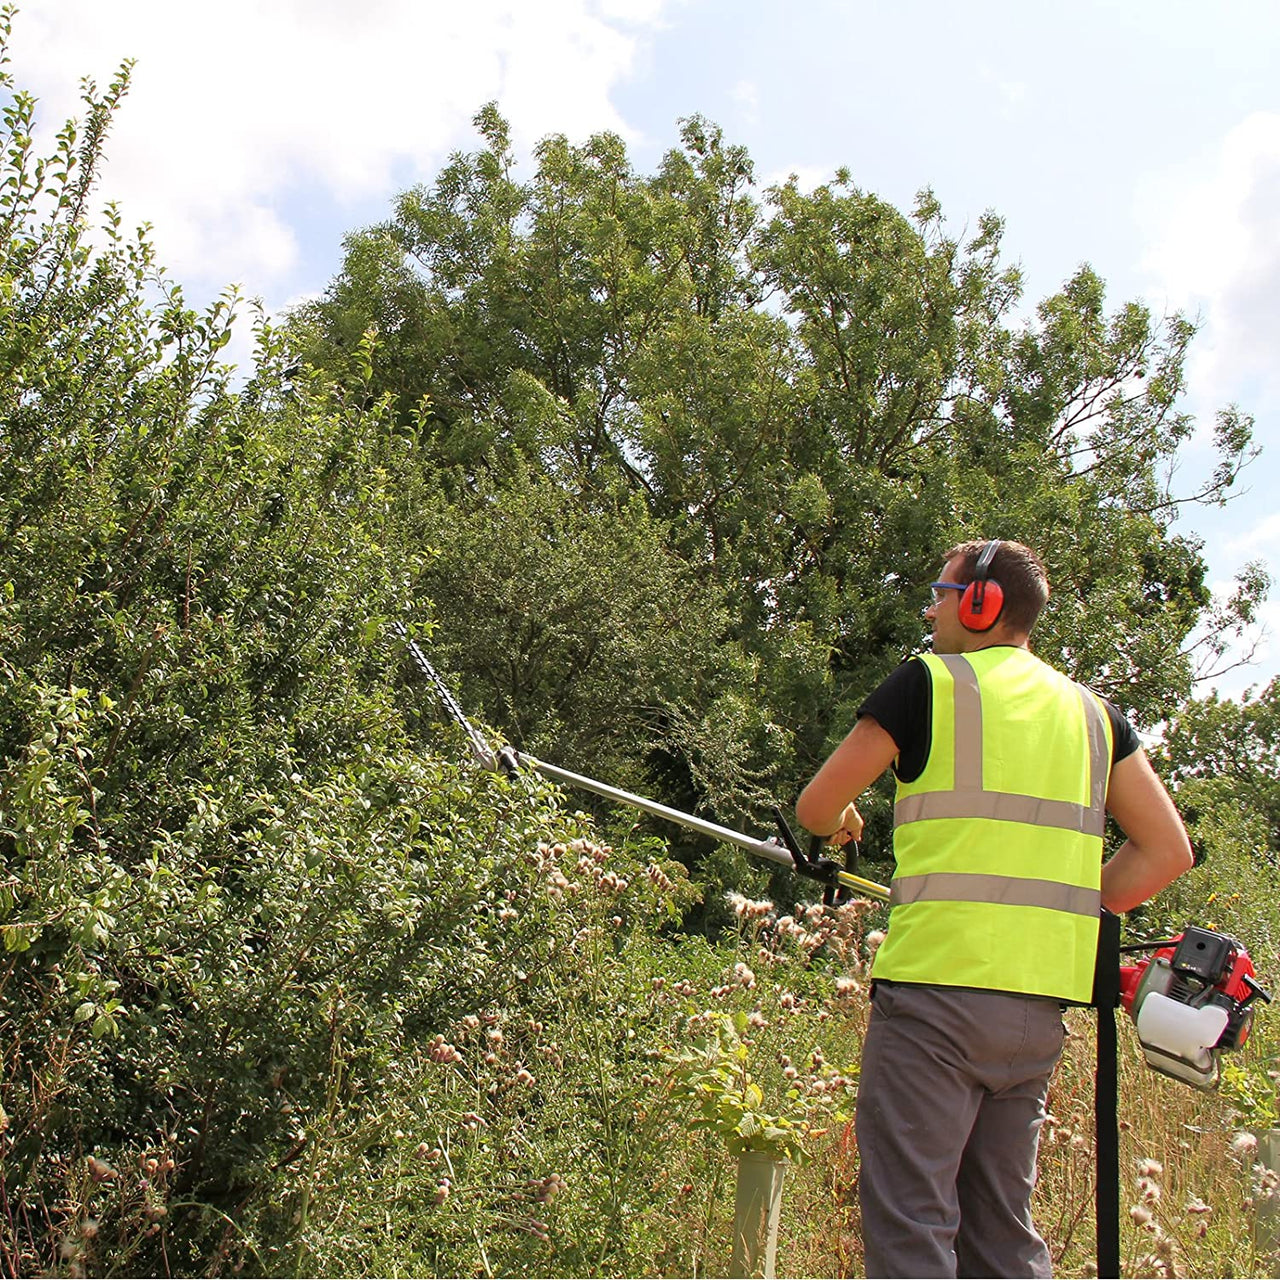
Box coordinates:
[928,580,966,604]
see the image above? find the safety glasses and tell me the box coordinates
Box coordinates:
[928,580,966,604]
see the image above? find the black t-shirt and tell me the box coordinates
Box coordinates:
[858,651,1142,785]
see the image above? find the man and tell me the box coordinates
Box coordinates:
[796,539,1192,1279]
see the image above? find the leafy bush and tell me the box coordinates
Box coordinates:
[2,13,1277,1278]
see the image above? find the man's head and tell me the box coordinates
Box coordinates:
[925,539,1050,653]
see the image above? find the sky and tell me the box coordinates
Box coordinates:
[16,0,1280,700]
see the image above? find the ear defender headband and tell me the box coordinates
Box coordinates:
[958,539,1004,632]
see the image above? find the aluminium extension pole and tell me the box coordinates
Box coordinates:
[395,621,889,903]
[516,751,890,903]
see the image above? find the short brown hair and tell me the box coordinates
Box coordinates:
[942,539,1050,635]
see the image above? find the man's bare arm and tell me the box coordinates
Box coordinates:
[796,715,900,840]
[1101,749,1194,913]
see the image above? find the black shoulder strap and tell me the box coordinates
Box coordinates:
[1092,909,1123,1279]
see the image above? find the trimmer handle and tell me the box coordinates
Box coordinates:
[1243,973,1273,1006]
[771,807,859,906]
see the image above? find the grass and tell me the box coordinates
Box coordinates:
[18,825,1280,1278]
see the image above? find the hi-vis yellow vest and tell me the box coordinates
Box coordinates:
[871,647,1112,1004]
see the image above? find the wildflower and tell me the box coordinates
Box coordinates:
[866,930,886,957]
[833,976,861,1002]
[1136,1177,1161,1203]
[535,1173,565,1203]
[747,1010,768,1029]
[434,1180,451,1205]
[1231,1131,1259,1159]
[1185,1197,1211,1216]
[429,1035,464,1065]
[1129,1204,1153,1226]
[733,963,756,989]
[836,897,874,918]
[646,864,674,892]
[1137,1158,1164,1179]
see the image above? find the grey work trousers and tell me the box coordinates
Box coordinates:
[856,983,1065,1279]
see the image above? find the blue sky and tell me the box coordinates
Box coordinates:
[20,0,1280,698]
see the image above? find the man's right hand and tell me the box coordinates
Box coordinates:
[826,801,865,845]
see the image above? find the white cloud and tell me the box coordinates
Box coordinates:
[731,79,759,128]
[1228,511,1280,555]
[1139,112,1280,410]
[16,1,669,293]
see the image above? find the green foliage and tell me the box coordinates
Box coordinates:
[1218,1058,1279,1131]
[665,1008,855,1164]
[0,13,1274,1276]
[293,103,1260,842]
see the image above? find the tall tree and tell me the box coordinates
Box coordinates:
[288,107,1263,849]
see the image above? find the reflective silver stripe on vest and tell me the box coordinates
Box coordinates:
[894,789,1105,835]
[889,872,1102,917]
[895,656,1110,838]
[1078,683,1109,817]
[938,654,982,791]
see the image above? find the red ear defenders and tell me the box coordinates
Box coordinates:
[958,540,1004,632]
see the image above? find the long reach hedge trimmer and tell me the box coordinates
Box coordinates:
[395,621,889,907]
[398,622,1269,1277]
